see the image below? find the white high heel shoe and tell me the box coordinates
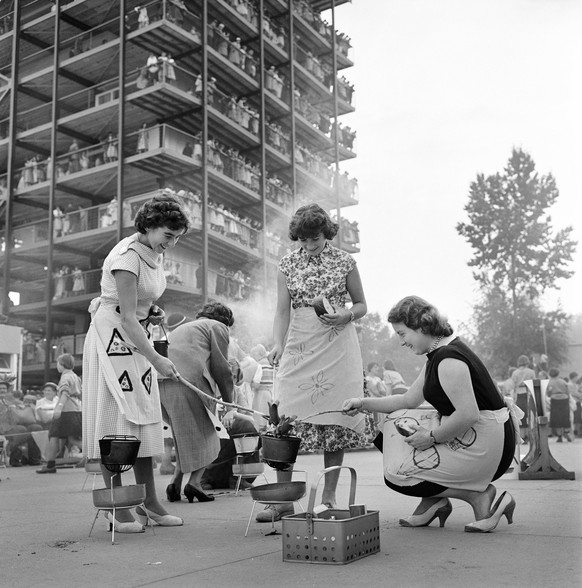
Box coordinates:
[399,498,453,528]
[104,512,145,534]
[135,506,183,527]
[464,491,516,533]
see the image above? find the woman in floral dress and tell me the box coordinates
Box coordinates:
[260,203,367,522]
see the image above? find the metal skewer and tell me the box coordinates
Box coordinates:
[177,374,269,420]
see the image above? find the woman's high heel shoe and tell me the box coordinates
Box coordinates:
[166,483,181,502]
[184,483,215,503]
[135,506,183,527]
[464,491,516,533]
[104,512,145,534]
[399,498,453,528]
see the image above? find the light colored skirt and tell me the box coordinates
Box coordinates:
[82,305,163,460]
[276,307,365,435]
[382,407,510,492]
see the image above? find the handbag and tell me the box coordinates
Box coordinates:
[8,405,37,426]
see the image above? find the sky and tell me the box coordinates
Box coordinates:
[327,0,582,331]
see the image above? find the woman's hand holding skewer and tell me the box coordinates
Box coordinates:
[342,397,364,416]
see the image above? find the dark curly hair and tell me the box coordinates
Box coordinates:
[196,301,234,327]
[387,295,453,337]
[288,203,338,241]
[134,193,191,234]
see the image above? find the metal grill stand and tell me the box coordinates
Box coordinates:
[88,435,154,544]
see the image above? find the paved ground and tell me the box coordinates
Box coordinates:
[1,440,580,588]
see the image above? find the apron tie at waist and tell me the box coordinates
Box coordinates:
[503,397,525,439]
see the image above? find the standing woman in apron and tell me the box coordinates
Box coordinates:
[262,203,367,523]
[82,193,189,533]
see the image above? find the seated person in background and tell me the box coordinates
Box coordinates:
[0,378,43,466]
[35,382,59,428]
[383,359,408,395]
[201,358,260,490]
[367,362,388,397]
[366,362,388,433]
[249,343,273,432]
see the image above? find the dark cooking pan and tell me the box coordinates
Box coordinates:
[250,481,306,502]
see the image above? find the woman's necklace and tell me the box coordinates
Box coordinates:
[427,335,443,354]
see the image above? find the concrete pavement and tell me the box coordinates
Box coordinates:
[1,441,581,588]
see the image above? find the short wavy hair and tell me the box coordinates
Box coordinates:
[387,295,454,337]
[288,203,338,241]
[57,353,75,370]
[196,301,234,327]
[134,193,191,234]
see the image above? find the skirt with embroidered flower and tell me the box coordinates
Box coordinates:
[275,307,366,452]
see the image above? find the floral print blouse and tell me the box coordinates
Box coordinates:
[279,242,356,309]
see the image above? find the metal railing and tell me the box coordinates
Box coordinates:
[264,66,287,100]
[266,122,291,156]
[295,144,333,186]
[224,0,259,29]
[0,10,14,36]
[16,267,101,306]
[266,178,293,210]
[23,331,88,366]
[334,172,359,203]
[292,0,332,40]
[207,141,260,193]
[209,26,259,81]
[125,0,203,39]
[131,58,200,94]
[336,76,355,105]
[262,12,286,51]
[212,86,260,136]
[19,17,119,77]
[208,203,261,251]
[294,44,329,86]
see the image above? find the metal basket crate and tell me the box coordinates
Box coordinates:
[281,466,380,565]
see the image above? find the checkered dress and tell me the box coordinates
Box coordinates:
[82,234,166,460]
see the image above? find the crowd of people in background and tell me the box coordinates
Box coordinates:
[498,355,581,443]
[0,355,83,471]
[52,265,86,300]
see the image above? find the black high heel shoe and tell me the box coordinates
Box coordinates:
[166,483,181,503]
[184,483,215,503]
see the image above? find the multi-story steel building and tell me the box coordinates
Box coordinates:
[0,0,360,388]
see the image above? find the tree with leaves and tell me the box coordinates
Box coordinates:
[457,148,577,368]
[469,287,570,377]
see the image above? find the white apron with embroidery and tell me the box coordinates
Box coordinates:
[90,302,161,425]
[382,402,521,492]
[275,307,365,434]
